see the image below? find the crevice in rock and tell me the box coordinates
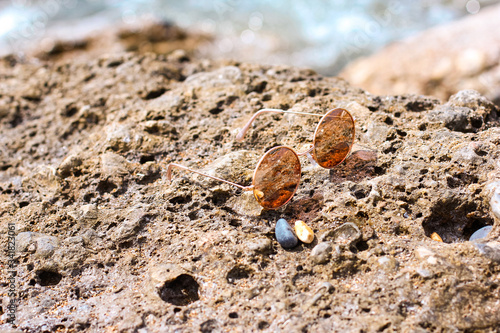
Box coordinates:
[159,274,200,305]
[422,196,493,243]
[226,265,253,284]
[37,270,63,286]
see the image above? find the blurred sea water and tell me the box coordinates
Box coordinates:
[0,0,498,74]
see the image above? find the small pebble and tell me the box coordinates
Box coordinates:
[469,226,493,242]
[377,256,399,271]
[275,218,298,249]
[430,232,443,242]
[310,242,332,264]
[294,220,314,244]
[416,267,433,278]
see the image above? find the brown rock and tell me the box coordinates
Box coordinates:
[341,4,500,105]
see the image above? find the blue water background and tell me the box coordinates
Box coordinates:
[0,0,497,74]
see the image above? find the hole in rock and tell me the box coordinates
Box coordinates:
[200,319,218,333]
[422,196,493,243]
[53,325,66,331]
[475,149,488,157]
[169,195,192,205]
[96,179,117,194]
[143,88,167,100]
[64,105,78,117]
[228,312,238,318]
[258,321,270,330]
[471,117,483,129]
[354,239,369,252]
[351,184,372,199]
[83,192,95,202]
[37,270,62,286]
[405,100,437,112]
[229,219,241,227]
[396,129,407,137]
[208,190,231,206]
[188,211,199,220]
[209,101,225,115]
[463,221,492,241]
[159,274,199,306]
[226,265,253,284]
[139,154,155,164]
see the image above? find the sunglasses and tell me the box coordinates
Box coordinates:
[166,108,355,210]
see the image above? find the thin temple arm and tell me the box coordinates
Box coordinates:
[165,163,253,191]
[235,108,325,141]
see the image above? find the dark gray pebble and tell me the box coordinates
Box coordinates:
[275,218,298,249]
[469,226,493,242]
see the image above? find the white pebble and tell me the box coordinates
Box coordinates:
[294,220,314,244]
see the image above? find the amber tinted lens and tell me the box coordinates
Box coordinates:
[253,147,301,210]
[314,108,355,169]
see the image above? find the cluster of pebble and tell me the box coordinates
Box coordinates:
[275,218,314,249]
[274,219,364,266]
[276,218,494,250]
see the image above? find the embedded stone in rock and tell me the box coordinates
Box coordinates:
[430,232,443,242]
[15,232,60,258]
[21,165,61,200]
[320,222,361,246]
[294,220,315,244]
[16,232,42,252]
[246,237,273,254]
[377,256,399,271]
[57,153,83,178]
[68,204,98,226]
[35,236,60,259]
[111,208,147,242]
[469,226,493,242]
[100,152,130,176]
[275,218,298,249]
[310,242,333,265]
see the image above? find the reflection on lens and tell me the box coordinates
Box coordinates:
[253,146,301,209]
[314,108,355,168]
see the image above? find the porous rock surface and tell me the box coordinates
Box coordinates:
[1,49,500,332]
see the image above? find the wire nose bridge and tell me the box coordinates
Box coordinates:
[297,144,314,156]
[297,144,319,167]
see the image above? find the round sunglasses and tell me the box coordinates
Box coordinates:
[166,108,355,210]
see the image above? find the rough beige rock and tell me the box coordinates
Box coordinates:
[0,46,500,331]
[341,4,500,105]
